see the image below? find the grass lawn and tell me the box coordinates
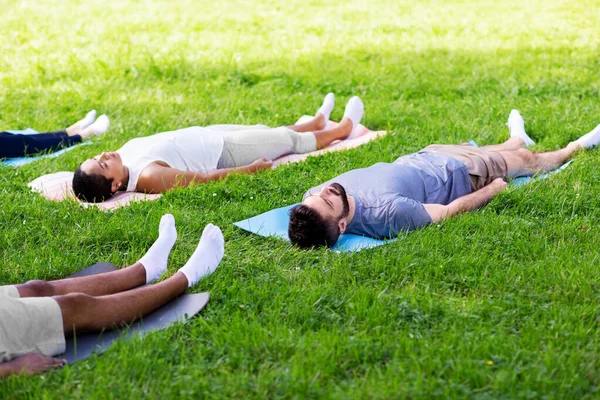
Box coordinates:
[1,0,599,397]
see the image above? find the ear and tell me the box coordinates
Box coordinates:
[338,218,347,234]
[111,180,122,193]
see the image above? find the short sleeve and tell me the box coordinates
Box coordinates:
[385,196,432,236]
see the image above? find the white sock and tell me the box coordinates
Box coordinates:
[139,214,177,283]
[575,123,600,149]
[78,110,96,130]
[179,224,224,287]
[507,109,535,147]
[343,96,364,139]
[317,93,335,128]
[88,114,110,135]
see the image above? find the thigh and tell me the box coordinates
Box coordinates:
[422,144,508,190]
[0,297,65,362]
[496,149,536,178]
[205,124,270,132]
[0,285,19,298]
[217,127,315,168]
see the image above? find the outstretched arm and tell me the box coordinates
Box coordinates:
[423,178,508,223]
[0,353,66,379]
[137,158,273,193]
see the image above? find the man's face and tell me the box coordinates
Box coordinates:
[80,152,124,189]
[302,183,350,221]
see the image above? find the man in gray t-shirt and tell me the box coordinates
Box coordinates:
[288,109,598,248]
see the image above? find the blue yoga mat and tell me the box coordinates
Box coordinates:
[1,129,92,167]
[234,155,574,252]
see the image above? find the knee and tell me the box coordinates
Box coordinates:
[55,292,96,330]
[289,129,317,153]
[56,292,94,315]
[23,280,54,297]
[516,148,537,165]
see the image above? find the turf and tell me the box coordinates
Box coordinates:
[0,0,599,398]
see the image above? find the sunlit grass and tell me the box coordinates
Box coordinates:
[0,0,598,398]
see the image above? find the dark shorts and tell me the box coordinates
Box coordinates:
[422,144,508,190]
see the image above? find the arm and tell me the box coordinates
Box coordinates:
[0,353,66,379]
[137,158,273,193]
[423,178,508,223]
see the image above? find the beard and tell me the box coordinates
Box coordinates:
[329,182,350,218]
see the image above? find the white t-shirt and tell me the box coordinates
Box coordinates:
[118,127,225,192]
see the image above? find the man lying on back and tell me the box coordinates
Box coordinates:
[288,110,600,248]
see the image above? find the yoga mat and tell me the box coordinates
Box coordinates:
[68,262,118,277]
[234,155,574,252]
[28,117,386,210]
[234,204,389,252]
[57,263,210,363]
[1,129,92,167]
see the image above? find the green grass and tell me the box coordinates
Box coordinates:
[1,0,599,397]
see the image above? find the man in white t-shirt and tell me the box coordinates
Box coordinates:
[73,94,365,202]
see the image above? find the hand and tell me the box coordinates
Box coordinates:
[246,157,273,173]
[8,353,67,376]
[489,177,508,194]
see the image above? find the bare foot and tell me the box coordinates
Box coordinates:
[6,353,66,377]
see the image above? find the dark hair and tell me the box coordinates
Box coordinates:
[288,204,340,249]
[72,166,115,203]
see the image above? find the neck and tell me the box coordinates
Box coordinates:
[121,165,130,191]
[346,194,356,224]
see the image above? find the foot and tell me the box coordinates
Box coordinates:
[179,224,225,287]
[343,96,364,139]
[139,214,178,283]
[507,109,535,147]
[79,114,110,139]
[315,93,335,130]
[575,123,600,149]
[66,110,96,136]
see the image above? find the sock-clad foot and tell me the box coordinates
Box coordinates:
[343,96,364,139]
[507,109,535,147]
[179,224,225,287]
[316,93,335,130]
[575,123,600,149]
[139,214,178,283]
[80,114,110,139]
[66,110,97,136]
[79,110,97,130]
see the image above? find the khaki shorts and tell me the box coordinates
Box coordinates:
[422,144,509,190]
[0,286,66,362]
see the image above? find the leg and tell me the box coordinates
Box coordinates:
[0,131,81,158]
[481,137,527,152]
[57,223,224,334]
[216,127,318,167]
[480,109,535,152]
[15,263,147,298]
[312,118,354,148]
[65,110,97,136]
[287,92,335,133]
[498,142,580,178]
[55,272,189,333]
[291,95,365,148]
[16,214,178,297]
[204,124,271,131]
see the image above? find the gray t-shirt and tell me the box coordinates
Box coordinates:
[303,151,472,239]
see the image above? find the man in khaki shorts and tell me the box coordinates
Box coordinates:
[0,215,225,378]
[288,110,600,248]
